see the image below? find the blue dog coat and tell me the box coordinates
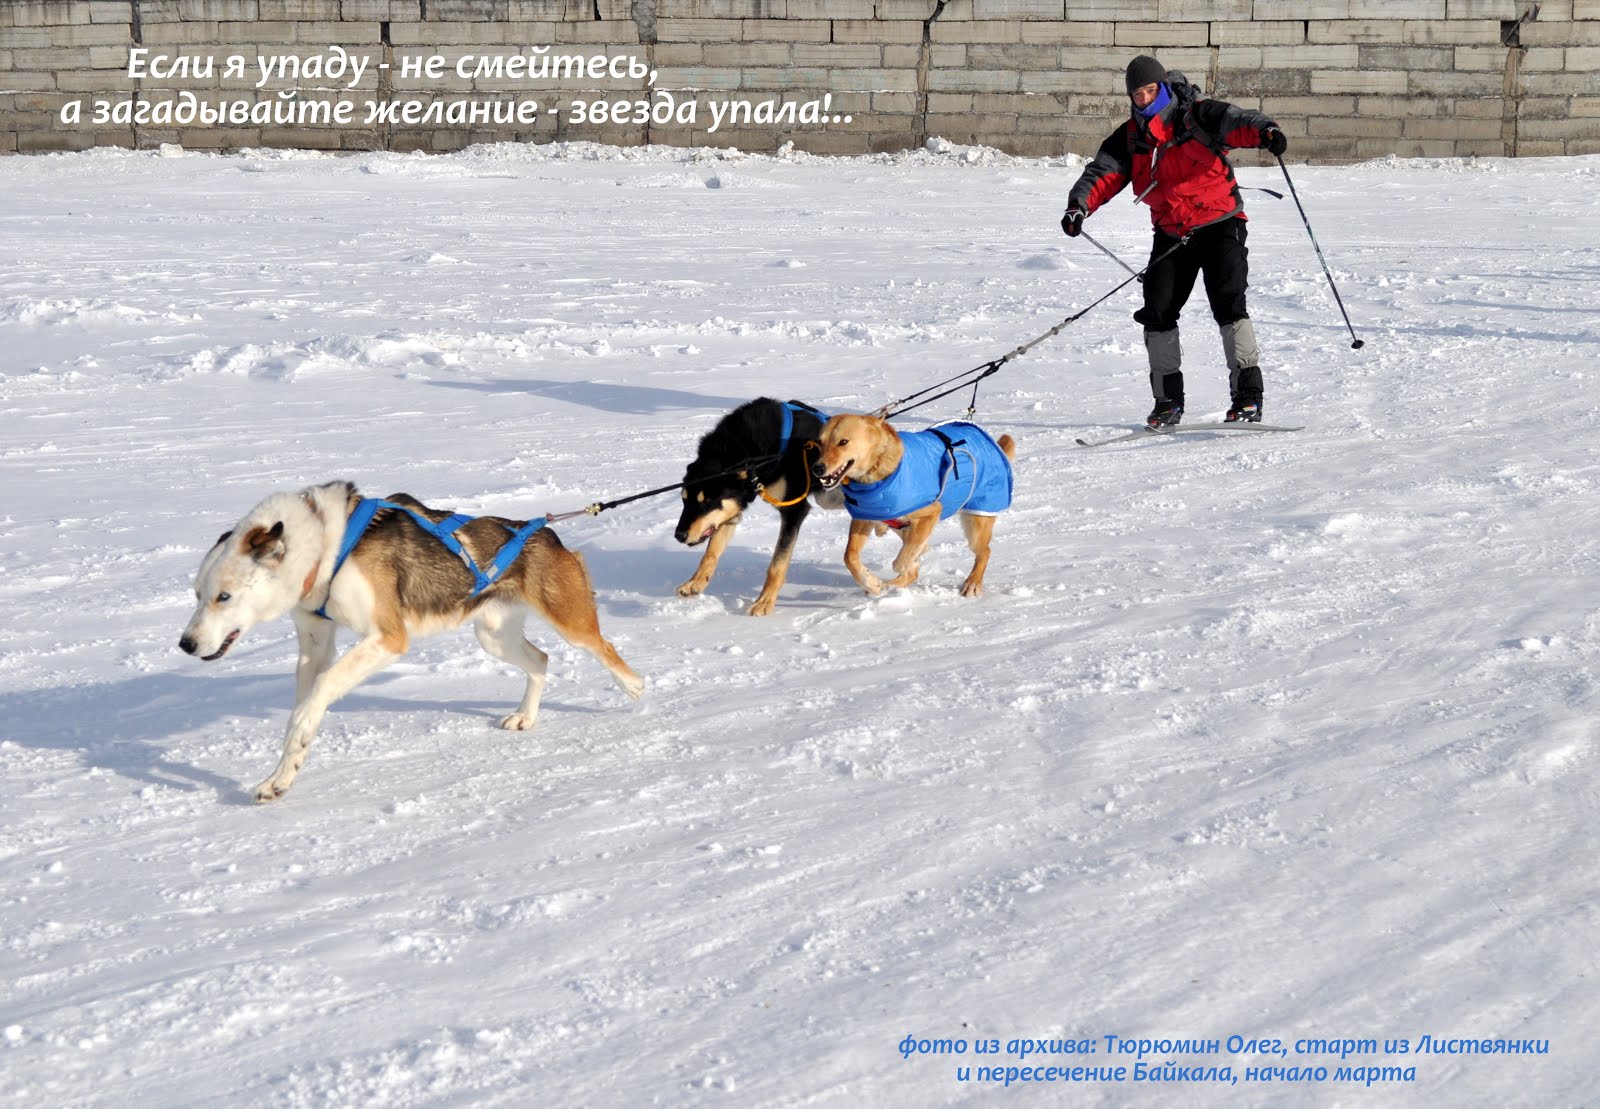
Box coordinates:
[842,422,1012,523]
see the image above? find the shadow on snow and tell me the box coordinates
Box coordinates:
[1,661,606,804]
[428,376,748,415]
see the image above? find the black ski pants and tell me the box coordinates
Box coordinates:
[1134,217,1250,332]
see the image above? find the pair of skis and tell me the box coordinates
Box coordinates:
[1075,421,1304,449]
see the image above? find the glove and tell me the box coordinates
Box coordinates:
[1060,207,1086,237]
[1261,126,1287,156]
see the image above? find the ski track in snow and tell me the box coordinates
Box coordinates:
[0,141,1596,1106]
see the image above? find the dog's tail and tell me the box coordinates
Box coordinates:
[997,433,1017,460]
[523,530,645,700]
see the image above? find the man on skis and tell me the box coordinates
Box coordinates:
[1062,54,1288,428]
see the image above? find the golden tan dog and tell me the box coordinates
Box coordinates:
[811,414,1017,598]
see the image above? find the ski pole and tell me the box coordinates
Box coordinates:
[1080,228,1141,280]
[1275,154,1364,350]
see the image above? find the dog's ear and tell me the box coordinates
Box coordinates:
[242,521,286,565]
[213,529,233,549]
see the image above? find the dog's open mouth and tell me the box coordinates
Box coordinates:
[816,458,853,490]
[202,629,240,661]
[680,520,718,547]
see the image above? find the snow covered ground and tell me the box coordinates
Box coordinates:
[1,139,1596,1106]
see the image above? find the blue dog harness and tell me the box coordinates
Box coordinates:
[842,422,1013,523]
[777,400,827,455]
[314,498,547,620]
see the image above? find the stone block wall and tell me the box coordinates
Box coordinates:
[3,0,1598,159]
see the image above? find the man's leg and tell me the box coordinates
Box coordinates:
[1200,219,1263,420]
[1137,232,1203,426]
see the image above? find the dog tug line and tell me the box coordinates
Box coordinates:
[539,158,1373,535]
[316,287,1290,611]
[346,224,1340,611]
[182,186,1362,801]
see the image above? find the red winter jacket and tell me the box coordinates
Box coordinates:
[1068,82,1277,238]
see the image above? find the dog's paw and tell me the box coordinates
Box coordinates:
[252,777,290,803]
[676,579,707,598]
[618,672,645,700]
[747,596,777,616]
[859,573,885,596]
[960,578,984,598]
[499,711,539,730]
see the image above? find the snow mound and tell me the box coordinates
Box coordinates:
[1,297,158,327]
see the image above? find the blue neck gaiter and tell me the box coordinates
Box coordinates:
[1137,82,1172,119]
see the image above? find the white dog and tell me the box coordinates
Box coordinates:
[180,481,643,802]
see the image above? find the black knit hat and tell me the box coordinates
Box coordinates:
[1125,55,1167,95]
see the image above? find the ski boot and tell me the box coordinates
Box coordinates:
[1146,401,1184,430]
[1226,364,1263,423]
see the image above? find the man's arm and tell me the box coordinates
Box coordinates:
[1193,98,1283,153]
[1068,125,1134,216]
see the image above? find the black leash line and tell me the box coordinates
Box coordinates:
[547,204,1284,521]
[544,452,783,523]
[877,210,1245,421]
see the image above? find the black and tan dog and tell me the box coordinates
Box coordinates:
[674,397,843,616]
